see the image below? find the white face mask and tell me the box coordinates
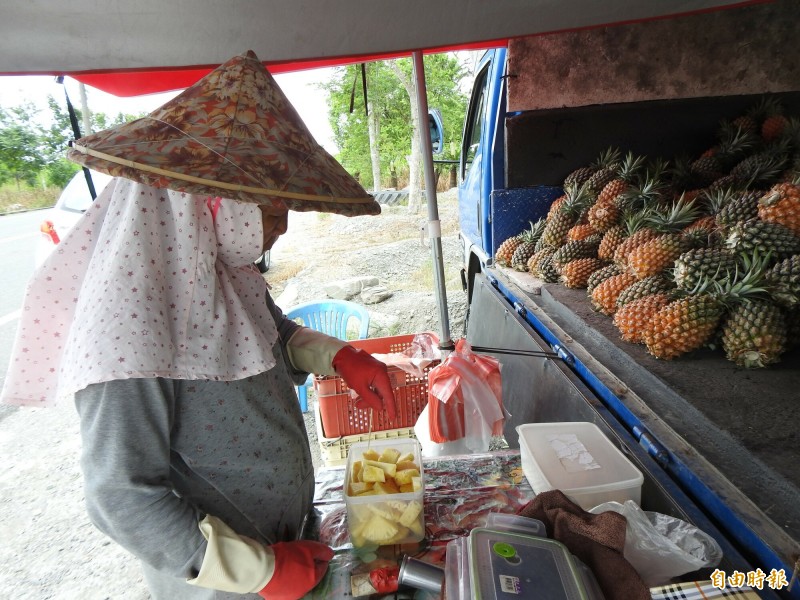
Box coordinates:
[208,197,264,267]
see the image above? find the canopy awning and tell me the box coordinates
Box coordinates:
[2,0,762,95]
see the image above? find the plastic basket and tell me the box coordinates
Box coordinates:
[314,401,417,467]
[313,333,439,438]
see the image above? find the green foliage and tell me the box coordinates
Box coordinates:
[324,53,467,190]
[45,158,80,188]
[0,103,47,187]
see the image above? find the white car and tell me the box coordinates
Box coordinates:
[35,169,114,267]
[35,169,270,272]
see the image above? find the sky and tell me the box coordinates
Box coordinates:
[0,68,339,154]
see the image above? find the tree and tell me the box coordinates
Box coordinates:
[0,104,47,188]
[323,52,467,209]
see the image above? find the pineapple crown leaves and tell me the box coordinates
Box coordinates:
[591,147,622,170]
[690,249,775,305]
[559,181,596,216]
[645,198,704,233]
[616,151,647,181]
[699,186,738,215]
[618,177,668,212]
[715,119,759,162]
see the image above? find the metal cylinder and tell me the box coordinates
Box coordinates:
[398,555,445,593]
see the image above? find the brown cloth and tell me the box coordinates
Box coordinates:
[518,490,649,600]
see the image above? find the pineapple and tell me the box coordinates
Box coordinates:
[595,151,646,207]
[726,219,800,260]
[758,181,800,236]
[567,223,599,241]
[721,299,787,368]
[559,258,607,289]
[536,253,561,283]
[724,138,789,190]
[586,263,622,294]
[551,236,602,270]
[361,513,400,543]
[760,98,789,141]
[643,292,726,360]
[590,272,637,315]
[563,165,596,189]
[613,293,671,343]
[495,233,524,266]
[511,219,547,271]
[527,247,557,277]
[613,228,660,270]
[623,200,703,278]
[585,147,622,196]
[691,121,758,186]
[715,189,762,228]
[765,254,800,308]
[644,252,772,360]
[540,182,594,249]
[547,195,568,220]
[616,275,673,308]
[673,247,737,292]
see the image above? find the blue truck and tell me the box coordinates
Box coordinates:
[454,3,800,597]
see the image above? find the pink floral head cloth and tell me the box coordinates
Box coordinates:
[67,50,380,216]
[1,179,280,406]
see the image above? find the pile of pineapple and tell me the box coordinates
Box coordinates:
[495,98,800,368]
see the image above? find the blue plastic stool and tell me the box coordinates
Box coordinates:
[285,300,370,412]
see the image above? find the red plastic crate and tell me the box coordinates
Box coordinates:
[313,333,439,438]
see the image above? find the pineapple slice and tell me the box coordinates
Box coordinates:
[362,449,380,462]
[348,481,373,496]
[378,448,401,464]
[407,517,425,538]
[382,525,410,545]
[351,461,363,483]
[374,479,400,495]
[362,514,399,543]
[364,459,397,478]
[367,502,400,520]
[397,452,415,463]
[398,500,423,528]
[411,477,423,492]
[395,460,419,472]
[362,464,386,483]
[394,468,420,486]
[399,484,414,493]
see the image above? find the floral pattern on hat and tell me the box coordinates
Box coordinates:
[67,51,380,217]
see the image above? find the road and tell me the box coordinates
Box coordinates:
[0,210,43,421]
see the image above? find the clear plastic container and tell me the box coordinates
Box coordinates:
[468,528,591,599]
[344,438,425,548]
[516,422,643,510]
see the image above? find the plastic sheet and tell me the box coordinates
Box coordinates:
[590,500,723,586]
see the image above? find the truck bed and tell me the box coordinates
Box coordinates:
[485,265,800,568]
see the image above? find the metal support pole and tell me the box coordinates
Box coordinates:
[412,51,454,352]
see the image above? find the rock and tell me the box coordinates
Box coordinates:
[323,276,380,300]
[360,286,392,304]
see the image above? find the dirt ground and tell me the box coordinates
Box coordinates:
[0,190,465,599]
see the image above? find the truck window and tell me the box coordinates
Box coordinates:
[461,63,489,180]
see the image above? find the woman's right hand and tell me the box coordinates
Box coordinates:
[258,540,334,600]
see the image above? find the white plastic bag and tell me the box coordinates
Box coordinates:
[590,500,723,586]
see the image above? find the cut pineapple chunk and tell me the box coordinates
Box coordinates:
[362,514,399,542]
[395,460,419,472]
[362,464,386,483]
[378,448,401,464]
[411,476,422,491]
[364,459,397,478]
[398,500,423,527]
[394,468,420,486]
[407,517,425,538]
[374,479,400,495]
[367,502,400,520]
[362,449,380,462]
[383,525,410,545]
[397,452,415,463]
[348,481,373,496]
[351,461,363,483]
[399,483,414,493]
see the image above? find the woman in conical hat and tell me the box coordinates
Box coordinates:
[1,51,395,599]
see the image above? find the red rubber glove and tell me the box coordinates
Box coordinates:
[332,346,398,420]
[258,541,334,600]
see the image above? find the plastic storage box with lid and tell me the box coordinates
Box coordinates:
[469,528,595,599]
[516,422,643,510]
[344,438,425,548]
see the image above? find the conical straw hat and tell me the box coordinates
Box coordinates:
[67,50,379,216]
